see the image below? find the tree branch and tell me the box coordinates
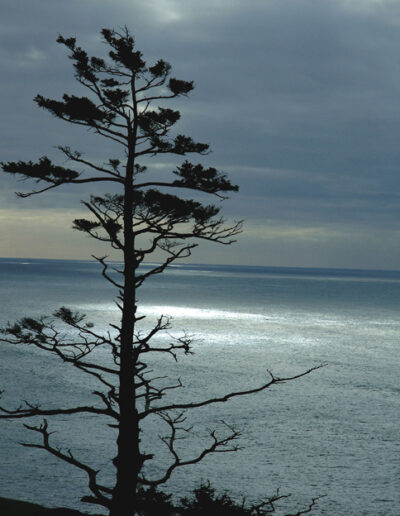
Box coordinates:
[58,146,123,179]
[0,401,113,420]
[140,366,324,419]
[20,419,112,508]
[141,415,241,486]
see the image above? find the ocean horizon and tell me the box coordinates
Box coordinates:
[2,255,400,274]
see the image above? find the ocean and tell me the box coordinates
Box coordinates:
[0,258,399,515]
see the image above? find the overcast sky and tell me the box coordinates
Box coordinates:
[1,0,400,269]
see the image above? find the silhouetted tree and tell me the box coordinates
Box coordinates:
[0,28,319,516]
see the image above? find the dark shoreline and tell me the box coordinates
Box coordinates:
[0,497,98,516]
[0,496,45,515]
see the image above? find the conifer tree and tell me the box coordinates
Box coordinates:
[0,28,318,516]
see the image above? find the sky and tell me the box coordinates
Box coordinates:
[1,0,400,269]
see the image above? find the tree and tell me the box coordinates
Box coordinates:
[0,28,319,516]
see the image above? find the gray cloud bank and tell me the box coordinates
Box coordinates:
[1,0,400,268]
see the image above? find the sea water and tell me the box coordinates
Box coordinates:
[0,258,399,515]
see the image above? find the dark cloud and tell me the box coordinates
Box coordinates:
[1,0,400,267]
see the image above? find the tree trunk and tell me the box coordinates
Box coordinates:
[110,149,140,515]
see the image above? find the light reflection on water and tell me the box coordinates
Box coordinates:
[0,259,399,515]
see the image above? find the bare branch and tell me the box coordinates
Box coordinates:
[140,366,324,419]
[141,416,241,486]
[135,242,197,286]
[0,401,113,420]
[58,146,123,179]
[20,419,112,508]
[285,495,326,516]
[92,255,124,289]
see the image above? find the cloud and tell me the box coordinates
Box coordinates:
[1,0,400,268]
[230,221,400,269]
